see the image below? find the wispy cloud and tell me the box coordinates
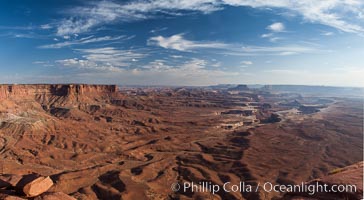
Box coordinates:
[261,34,283,42]
[56,1,221,36]
[321,31,334,36]
[54,0,364,36]
[40,24,53,30]
[228,45,319,56]
[170,55,183,59]
[150,27,168,33]
[241,61,253,65]
[149,34,319,55]
[78,47,145,67]
[56,58,124,72]
[0,25,35,30]
[54,47,146,72]
[148,34,228,51]
[223,0,364,33]
[133,58,239,85]
[53,56,238,85]
[32,61,54,67]
[261,33,273,38]
[39,35,128,49]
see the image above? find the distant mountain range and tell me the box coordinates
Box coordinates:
[209,84,364,97]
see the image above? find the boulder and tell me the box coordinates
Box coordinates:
[16,174,54,197]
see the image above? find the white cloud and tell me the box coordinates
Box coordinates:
[40,24,52,30]
[321,31,334,36]
[241,61,253,65]
[278,51,298,55]
[262,22,285,42]
[267,22,285,32]
[39,35,126,49]
[55,0,364,35]
[148,34,228,51]
[150,27,168,33]
[261,33,273,38]
[143,60,174,70]
[170,55,183,58]
[269,37,282,42]
[261,33,283,42]
[13,33,38,39]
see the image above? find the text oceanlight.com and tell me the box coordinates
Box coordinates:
[170,181,357,195]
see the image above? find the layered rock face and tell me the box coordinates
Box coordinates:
[0,84,118,109]
[0,84,119,135]
[0,84,118,100]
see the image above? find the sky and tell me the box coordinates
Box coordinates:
[0,0,363,87]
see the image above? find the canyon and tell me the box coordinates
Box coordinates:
[0,84,362,200]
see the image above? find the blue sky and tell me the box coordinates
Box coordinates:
[0,0,363,86]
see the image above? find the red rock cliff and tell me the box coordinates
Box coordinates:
[0,84,118,99]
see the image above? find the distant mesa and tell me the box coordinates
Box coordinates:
[228,84,249,91]
[279,100,302,107]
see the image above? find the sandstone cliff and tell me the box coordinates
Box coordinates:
[0,84,118,100]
